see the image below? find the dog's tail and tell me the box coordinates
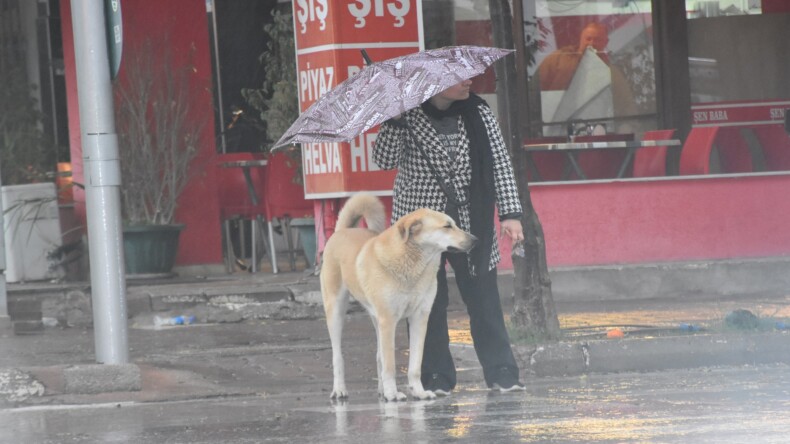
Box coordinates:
[336,193,386,233]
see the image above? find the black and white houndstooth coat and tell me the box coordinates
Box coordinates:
[373,102,523,272]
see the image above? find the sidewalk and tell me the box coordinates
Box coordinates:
[2,265,790,407]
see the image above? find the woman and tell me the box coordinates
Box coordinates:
[373,79,526,395]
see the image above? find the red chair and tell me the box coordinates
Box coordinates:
[679,127,720,175]
[752,125,790,171]
[573,133,635,179]
[717,127,753,173]
[263,150,313,271]
[633,129,676,177]
[215,152,271,273]
[524,136,567,182]
[679,126,753,175]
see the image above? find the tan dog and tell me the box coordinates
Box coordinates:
[321,193,477,401]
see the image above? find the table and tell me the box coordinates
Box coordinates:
[523,139,681,181]
[218,158,272,273]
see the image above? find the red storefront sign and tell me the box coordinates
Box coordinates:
[293,0,424,198]
[692,100,790,128]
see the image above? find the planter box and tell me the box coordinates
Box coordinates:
[1,183,63,283]
[123,224,184,276]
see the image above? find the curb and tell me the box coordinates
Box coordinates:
[8,273,790,382]
[452,331,790,378]
[61,364,142,394]
[524,331,790,377]
[0,368,45,406]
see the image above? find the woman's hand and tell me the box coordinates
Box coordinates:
[500,219,524,245]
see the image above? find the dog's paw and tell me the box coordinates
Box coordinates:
[330,388,349,400]
[411,389,437,400]
[382,389,407,402]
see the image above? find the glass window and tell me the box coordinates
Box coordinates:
[522,0,658,139]
[686,1,762,19]
[686,0,790,172]
[422,0,502,113]
[686,1,790,104]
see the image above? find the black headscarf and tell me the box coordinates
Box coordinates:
[421,93,495,273]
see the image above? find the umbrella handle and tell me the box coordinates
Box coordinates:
[360,49,373,66]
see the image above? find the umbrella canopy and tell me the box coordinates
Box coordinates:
[273,46,513,149]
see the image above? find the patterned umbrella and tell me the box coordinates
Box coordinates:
[273,46,513,148]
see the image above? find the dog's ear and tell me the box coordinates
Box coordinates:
[398,218,423,242]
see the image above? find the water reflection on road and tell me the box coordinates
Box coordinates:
[297,365,790,443]
[2,365,790,443]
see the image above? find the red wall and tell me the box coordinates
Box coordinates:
[763,0,790,14]
[519,175,790,267]
[316,174,790,271]
[61,0,222,266]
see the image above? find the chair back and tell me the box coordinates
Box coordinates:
[574,133,634,180]
[264,151,313,220]
[633,129,676,177]
[215,152,267,219]
[523,137,566,181]
[752,125,790,171]
[679,127,720,175]
[679,126,754,175]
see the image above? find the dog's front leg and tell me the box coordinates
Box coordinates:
[377,315,406,402]
[406,308,436,400]
[324,289,349,400]
[370,319,384,395]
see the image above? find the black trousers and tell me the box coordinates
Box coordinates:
[420,251,520,388]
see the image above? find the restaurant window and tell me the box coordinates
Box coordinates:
[421,0,503,113]
[686,0,790,172]
[687,0,789,104]
[522,0,659,139]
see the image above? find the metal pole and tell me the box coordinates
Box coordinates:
[206,0,227,153]
[70,0,129,364]
[0,159,9,329]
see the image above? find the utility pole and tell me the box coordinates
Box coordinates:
[0,161,8,331]
[70,0,129,364]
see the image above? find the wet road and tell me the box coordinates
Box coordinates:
[3,364,789,443]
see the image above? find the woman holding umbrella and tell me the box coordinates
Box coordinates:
[373,79,526,395]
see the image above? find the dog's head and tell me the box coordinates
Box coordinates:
[397,209,477,253]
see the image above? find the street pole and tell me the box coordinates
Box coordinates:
[70,0,129,364]
[0,160,8,330]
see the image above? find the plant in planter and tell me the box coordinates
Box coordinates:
[1,58,71,282]
[0,63,56,185]
[114,38,205,275]
[241,6,301,181]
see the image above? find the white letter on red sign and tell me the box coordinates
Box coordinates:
[388,0,409,27]
[348,0,371,28]
[296,0,328,33]
[348,0,410,28]
[350,135,366,172]
[296,0,309,33]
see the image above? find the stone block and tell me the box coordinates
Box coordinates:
[523,342,587,377]
[62,364,142,394]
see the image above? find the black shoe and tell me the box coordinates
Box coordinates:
[424,373,452,396]
[490,367,526,393]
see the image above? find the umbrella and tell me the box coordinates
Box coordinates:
[273,45,513,149]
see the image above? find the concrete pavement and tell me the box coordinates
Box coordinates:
[2,263,790,407]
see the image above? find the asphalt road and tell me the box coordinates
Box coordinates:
[2,364,789,443]
[3,272,790,442]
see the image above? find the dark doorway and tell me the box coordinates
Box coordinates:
[211,0,277,153]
